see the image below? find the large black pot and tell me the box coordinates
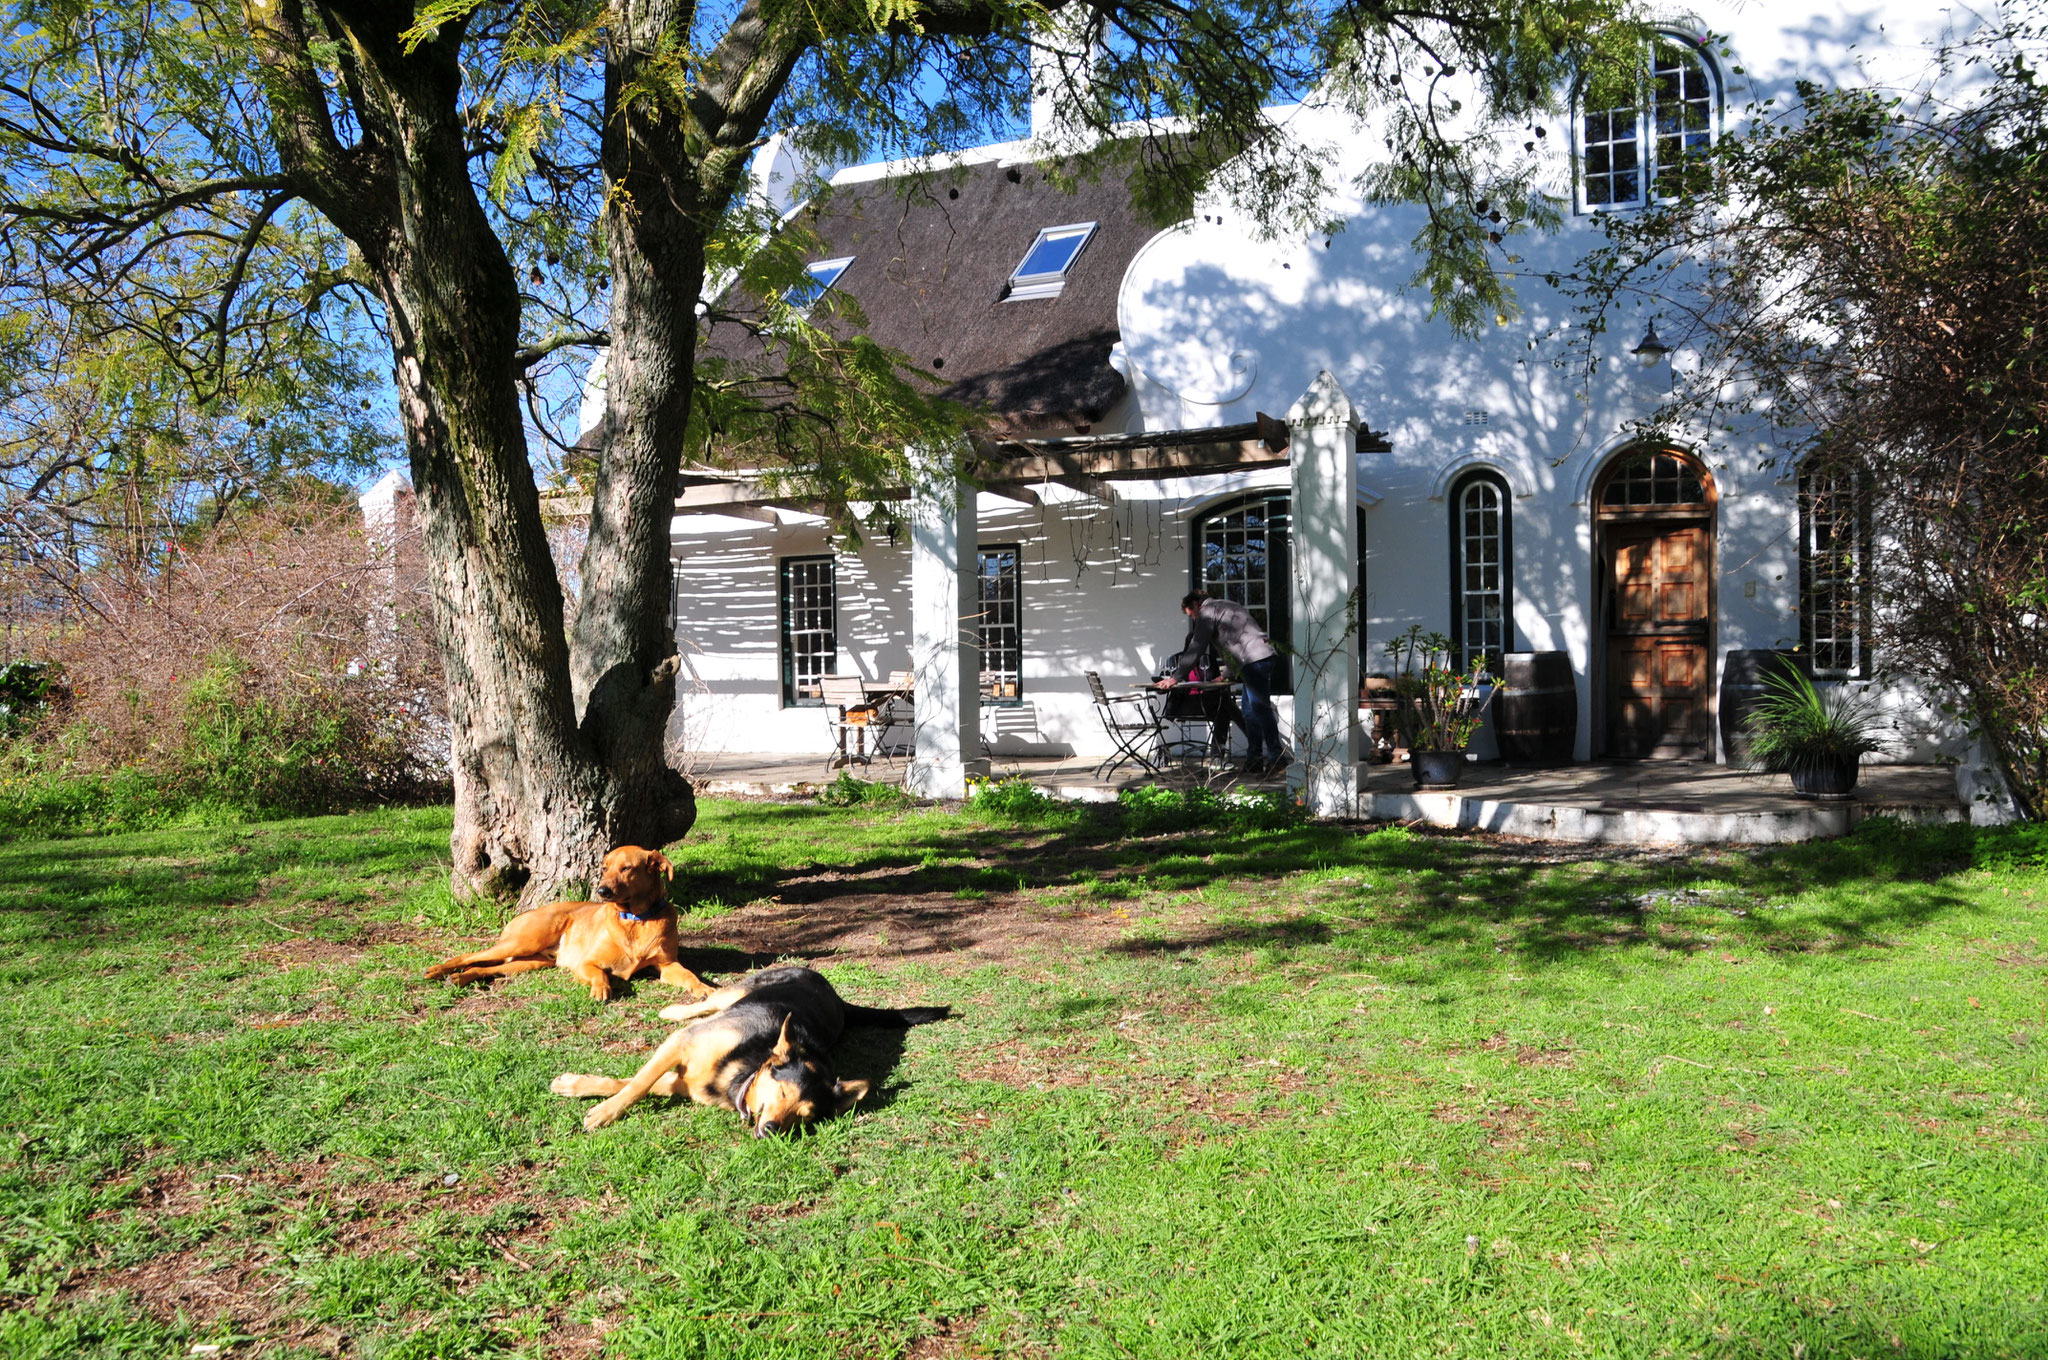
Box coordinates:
[1496,651,1577,765]
[1411,750,1466,789]
[1790,757,1860,802]
[1720,649,1806,765]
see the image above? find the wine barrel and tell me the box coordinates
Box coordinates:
[1719,649,1804,764]
[1495,651,1577,765]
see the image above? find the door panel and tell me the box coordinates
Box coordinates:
[1604,524,1711,758]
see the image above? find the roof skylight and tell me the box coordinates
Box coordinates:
[1004,223,1096,300]
[785,257,852,313]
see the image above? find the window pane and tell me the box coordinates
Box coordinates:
[1016,230,1088,279]
[978,547,1022,699]
[1456,480,1509,674]
[780,557,837,703]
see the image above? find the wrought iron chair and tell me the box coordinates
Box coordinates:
[871,671,916,759]
[820,675,884,773]
[1086,670,1164,779]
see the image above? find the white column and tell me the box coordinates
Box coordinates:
[906,446,987,798]
[1286,372,1363,817]
[357,469,414,679]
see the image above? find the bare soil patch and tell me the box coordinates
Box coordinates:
[59,1156,571,1352]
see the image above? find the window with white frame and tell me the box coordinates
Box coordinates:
[778,556,837,705]
[1450,472,1512,676]
[1800,466,1872,677]
[978,546,1021,700]
[1004,223,1096,300]
[784,257,852,314]
[1580,36,1720,210]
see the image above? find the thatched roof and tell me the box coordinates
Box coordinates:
[704,154,1168,433]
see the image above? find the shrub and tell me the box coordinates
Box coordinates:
[967,776,1071,822]
[1116,784,1303,835]
[817,770,910,808]
[0,499,448,834]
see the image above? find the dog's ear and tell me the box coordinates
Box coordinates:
[652,851,673,883]
[769,1015,794,1063]
[832,1078,870,1115]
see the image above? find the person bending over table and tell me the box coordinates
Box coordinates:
[1155,633,1245,760]
[1158,590,1287,776]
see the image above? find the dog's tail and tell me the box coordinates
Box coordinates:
[842,1003,953,1029]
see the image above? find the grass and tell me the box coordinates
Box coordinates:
[0,795,2043,1358]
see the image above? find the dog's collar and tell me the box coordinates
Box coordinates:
[614,896,669,923]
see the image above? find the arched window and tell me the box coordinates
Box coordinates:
[1449,472,1513,675]
[1580,35,1721,211]
[1193,495,1292,689]
[1189,494,1373,691]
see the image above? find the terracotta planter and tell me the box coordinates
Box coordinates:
[1790,756,1860,802]
[1410,749,1466,789]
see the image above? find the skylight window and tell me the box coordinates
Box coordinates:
[785,257,852,313]
[1004,223,1096,300]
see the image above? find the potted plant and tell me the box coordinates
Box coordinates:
[1386,627,1493,789]
[1742,666,1887,800]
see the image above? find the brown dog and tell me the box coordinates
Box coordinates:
[423,846,709,1002]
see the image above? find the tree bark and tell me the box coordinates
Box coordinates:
[246,0,695,905]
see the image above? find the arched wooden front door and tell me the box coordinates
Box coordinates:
[1594,449,1716,759]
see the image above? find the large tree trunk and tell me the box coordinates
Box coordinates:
[249,1,695,907]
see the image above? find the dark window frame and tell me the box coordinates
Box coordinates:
[777,554,838,707]
[1190,492,1294,694]
[1448,470,1515,676]
[1798,465,1874,679]
[978,544,1023,702]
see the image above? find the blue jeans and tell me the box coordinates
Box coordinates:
[1238,656,1282,762]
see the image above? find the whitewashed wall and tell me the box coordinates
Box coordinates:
[670,473,1316,757]
[669,0,1971,765]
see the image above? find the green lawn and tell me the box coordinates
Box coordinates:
[1,794,2043,1359]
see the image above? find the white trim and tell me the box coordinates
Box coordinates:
[1572,28,1725,216]
[1427,456,1535,502]
[1005,222,1097,301]
[787,256,853,315]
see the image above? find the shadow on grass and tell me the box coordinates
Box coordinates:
[672,806,2018,975]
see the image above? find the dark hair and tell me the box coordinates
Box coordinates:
[1180,590,1208,612]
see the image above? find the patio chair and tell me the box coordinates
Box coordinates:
[1086,670,1164,780]
[871,671,916,759]
[820,675,884,773]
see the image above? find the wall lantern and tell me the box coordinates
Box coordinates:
[1630,320,1673,368]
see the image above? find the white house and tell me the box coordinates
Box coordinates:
[649,1,1981,811]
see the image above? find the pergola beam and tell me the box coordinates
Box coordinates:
[546,411,1387,519]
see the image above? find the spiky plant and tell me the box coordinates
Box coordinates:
[1743,668,1888,775]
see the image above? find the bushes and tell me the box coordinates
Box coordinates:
[0,500,448,835]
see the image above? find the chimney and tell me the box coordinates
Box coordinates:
[1029,8,1103,147]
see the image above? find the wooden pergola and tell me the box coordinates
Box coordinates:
[541,413,1388,521]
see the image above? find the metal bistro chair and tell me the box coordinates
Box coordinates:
[820,675,885,773]
[1086,670,1164,780]
[871,671,916,760]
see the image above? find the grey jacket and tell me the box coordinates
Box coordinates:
[1187,597,1276,666]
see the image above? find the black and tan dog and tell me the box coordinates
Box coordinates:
[551,965,949,1135]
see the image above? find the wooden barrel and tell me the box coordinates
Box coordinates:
[1719,649,1804,764]
[1495,651,1577,765]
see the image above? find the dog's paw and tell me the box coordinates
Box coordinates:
[551,1073,601,1097]
[656,1003,695,1021]
[582,1100,623,1132]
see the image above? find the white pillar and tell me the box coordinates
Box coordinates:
[1286,372,1362,817]
[357,469,414,678]
[905,447,987,798]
